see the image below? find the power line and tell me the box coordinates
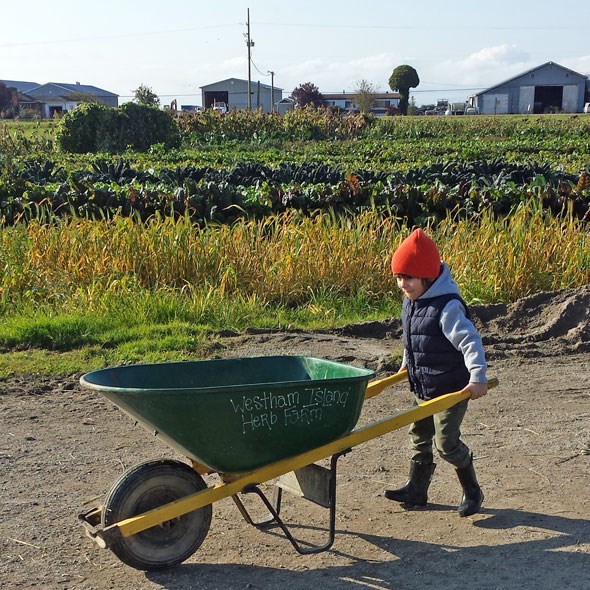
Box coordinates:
[256,21,587,32]
[0,24,238,48]
[4,20,583,50]
[411,87,487,93]
[251,59,271,77]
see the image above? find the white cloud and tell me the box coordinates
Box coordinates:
[458,44,530,70]
[438,44,533,88]
[195,56,248,78]
[408,44,535,103]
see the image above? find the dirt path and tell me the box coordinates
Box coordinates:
[1,287,589,590]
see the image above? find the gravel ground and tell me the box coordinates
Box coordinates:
[1,286,589,590]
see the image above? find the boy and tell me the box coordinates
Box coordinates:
[385,228,488,517]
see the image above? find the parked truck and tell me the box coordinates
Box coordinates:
[445,102,467,115]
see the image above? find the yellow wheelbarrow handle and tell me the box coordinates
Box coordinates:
[366,370,498,400]
[365,369,408,399]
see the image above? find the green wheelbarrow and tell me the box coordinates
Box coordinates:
[78,355,497,570]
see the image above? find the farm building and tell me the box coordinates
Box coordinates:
[323,91,401,116]
[276,96,296,115]
[25,82,118,118]
[472,62,588,115]
[1,80,119,118]
[200,78,283,113]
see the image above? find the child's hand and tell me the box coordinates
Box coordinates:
[463,381,488,400]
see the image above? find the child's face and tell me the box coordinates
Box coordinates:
[395,274,429,301]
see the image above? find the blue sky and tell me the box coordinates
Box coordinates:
[2,0,589,107]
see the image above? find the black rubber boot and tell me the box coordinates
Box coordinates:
[384,460,436,507]
[456,457,484,517]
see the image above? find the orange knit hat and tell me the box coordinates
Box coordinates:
[391,228,441,279]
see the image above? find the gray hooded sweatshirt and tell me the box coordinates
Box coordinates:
[401,262,487,384]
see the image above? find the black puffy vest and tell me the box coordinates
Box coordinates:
[402,293,471,400]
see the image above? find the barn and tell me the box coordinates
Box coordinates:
[200,78,282,113]
[473,62,588,115]
[2,80,118,118]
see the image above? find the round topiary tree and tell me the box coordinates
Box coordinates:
[388,65,420,115]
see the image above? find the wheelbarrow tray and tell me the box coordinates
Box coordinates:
[80,356,375,474]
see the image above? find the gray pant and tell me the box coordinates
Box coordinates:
[409,398,471,469]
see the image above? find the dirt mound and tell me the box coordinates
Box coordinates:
[215,285,590,374]
[471,284,590,358]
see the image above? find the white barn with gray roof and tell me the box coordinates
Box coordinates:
[473,62,588,115]
[200,78,283,113]
[4,81,119,118]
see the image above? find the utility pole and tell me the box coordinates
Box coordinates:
[268,70,275,112]
[246,8,254,110]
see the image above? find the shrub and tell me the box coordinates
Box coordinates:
[56,103,120,153]
[119,103,180,151]
[56,103,180,153]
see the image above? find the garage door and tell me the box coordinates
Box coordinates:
[562,85,579,113]
[519,86,535,113]
[481,94,509,115]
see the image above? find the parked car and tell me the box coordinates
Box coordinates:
[180,105,204,113]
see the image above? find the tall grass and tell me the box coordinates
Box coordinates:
[438,202,590,301]
[1,202,588,317]
[179,106,373,144]
[0,200,588,366]
[0,120,58,158]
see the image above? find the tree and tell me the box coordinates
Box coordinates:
[133,84,160,107]
[0,81,19,118]
[119,102,180,151]
[388,65,420,115]
[291,82,325,108]
[354,79,377,115]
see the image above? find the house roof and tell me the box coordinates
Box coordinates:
[1,80,41,93]
[475,61,587,97]
[26,82,118,98]
[200,77,283,91]
[17,91,41,103]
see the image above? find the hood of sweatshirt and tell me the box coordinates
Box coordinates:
[419,262,461,300]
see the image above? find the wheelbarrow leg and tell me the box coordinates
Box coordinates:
[231,487,283,528]
[238,451,347,555]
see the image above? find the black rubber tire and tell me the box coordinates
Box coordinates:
[102,459,212,570]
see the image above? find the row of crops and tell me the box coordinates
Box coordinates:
[2,112,590,227]
[1,157,589,226]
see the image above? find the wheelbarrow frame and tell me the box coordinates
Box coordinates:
[80,370,497,555]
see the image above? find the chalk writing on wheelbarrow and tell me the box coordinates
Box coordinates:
[230,386,352,434]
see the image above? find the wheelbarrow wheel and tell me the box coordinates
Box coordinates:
[102,459,212,570]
